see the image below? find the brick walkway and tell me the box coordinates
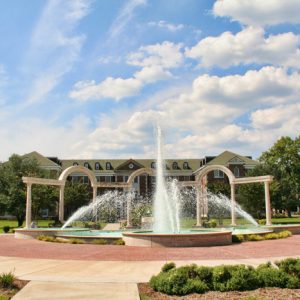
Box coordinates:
[1,234,300,261]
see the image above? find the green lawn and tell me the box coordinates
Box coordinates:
[0,219,54,233]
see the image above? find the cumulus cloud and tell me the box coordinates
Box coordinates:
[213,0,300,27]
[127,41,184,68]
[186,26,300,68]
[69,77,142,101]
[70,41,183,101]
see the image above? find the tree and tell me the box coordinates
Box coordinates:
[207,181,230,198]
[259,136,300,216]
[0,154,43,226]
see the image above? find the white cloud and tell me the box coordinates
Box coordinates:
[134,65,172,83]
[70,41,183,101]
[69,77,142,101]
[186,26,300,68]
[213,0,300,27]
[127,41,184,69]
[25,0,92,104]
[148,20,184,32]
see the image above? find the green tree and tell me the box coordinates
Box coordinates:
[259,136,300,216]
[64,181,90,219]
[0,154,43,226]
[207,181,230,197]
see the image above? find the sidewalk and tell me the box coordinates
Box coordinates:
[0,255,299,299]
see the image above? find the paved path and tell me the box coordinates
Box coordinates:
[102,223,121,231]
[0,234,299,299]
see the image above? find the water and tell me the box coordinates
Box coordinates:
[62,190,134,229]
[153,126,181,233]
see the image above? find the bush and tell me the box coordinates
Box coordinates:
[37,235,56,242]
[69,238,84,244]
[247,234,264,241]
[113,238,125,245]
[258,219,266,225]
[264,233,279,240]
[276,258,300,278]
[3,226,10,233]
[277,230,292,238]
[232,234,244,243]
[0,271,15,288]
[196,266,213,289]
[161,262,176,272]
[92,239,107,245]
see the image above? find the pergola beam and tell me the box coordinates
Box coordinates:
[22,176,64,186]
[233,175,273,185]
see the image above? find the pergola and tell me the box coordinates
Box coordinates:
[22,165,273,229]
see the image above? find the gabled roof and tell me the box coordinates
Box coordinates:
[114,159,145,171]
[23,151,61,169]
[207,151,259,166]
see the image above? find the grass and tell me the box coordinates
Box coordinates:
[0,219,54,233]
[180,217,300,229]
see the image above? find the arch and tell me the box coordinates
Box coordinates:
[59,165,97,187]
[127,167,154,186]
[196,164,235,184]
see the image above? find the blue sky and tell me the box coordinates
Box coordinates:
[1,0,300,161]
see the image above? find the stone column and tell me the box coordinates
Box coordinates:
[203,175,208,217]
[59,185,65,223]
[92,186,98,221]
[125,186,133,228]
[264,181,272,226]
[230,183,237,226]
[196,186,202,226]
[25,183,32,229]
[93,186,97,201]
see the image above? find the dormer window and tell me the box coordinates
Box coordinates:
[151,162,156,169]
[106,162,112,170]
[172,162,178,170]
[73,162,78,166]
[95,162,101,170]
[183,162,189,169]
[234,166,240,177]
[84,162,89,169]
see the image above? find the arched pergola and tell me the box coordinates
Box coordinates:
[193,165,273,227]
[125,168,154,227]
[58,166,99,223]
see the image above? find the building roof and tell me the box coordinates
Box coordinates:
[207,150,259,167]
[23,151,61,169]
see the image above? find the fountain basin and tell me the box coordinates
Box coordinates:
[14,228,87,239]
[122,230,232,247]
[265,224,300,234]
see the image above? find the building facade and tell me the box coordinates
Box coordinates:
[23,150,259,197]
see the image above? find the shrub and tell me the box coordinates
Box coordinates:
[212,265,237,292]
[0,271,15,288]
[92,239,107,245]
[277,230,292,238]
[247,234,264,241]
[232,234,244,243]
[196,266,213,288]
[276,258,300,279]
[37,235,56,242]
[258,219,266,225]
[209,219,217,228]
[161,262,176,272]
[3,226,10,233]
[69,238,84,244]
[256,263,292,288]
[113,238,125,245]
[264,233,279,240]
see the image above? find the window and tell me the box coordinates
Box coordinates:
[105,176,111,182]
[183,176,190,181]
[134,176,139,183]
[84,162,89,169]
[95,162,101,170]
[151,162,156,169]
[124,176,129,182]
[183,162,189,169]
[234,167,240,177]
[214,170,224,178]
[172,162,178,170]
[106,162,111,170]
[73,162,78,166]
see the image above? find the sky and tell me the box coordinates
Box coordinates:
[1,0,300,161]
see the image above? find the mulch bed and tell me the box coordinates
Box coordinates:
[0,279,29,299]
[138,283,300,299]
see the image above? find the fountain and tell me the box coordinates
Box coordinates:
[17,125,289,246]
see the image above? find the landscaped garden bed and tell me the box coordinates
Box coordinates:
[140,259,300,299]
[0,272,28,300]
